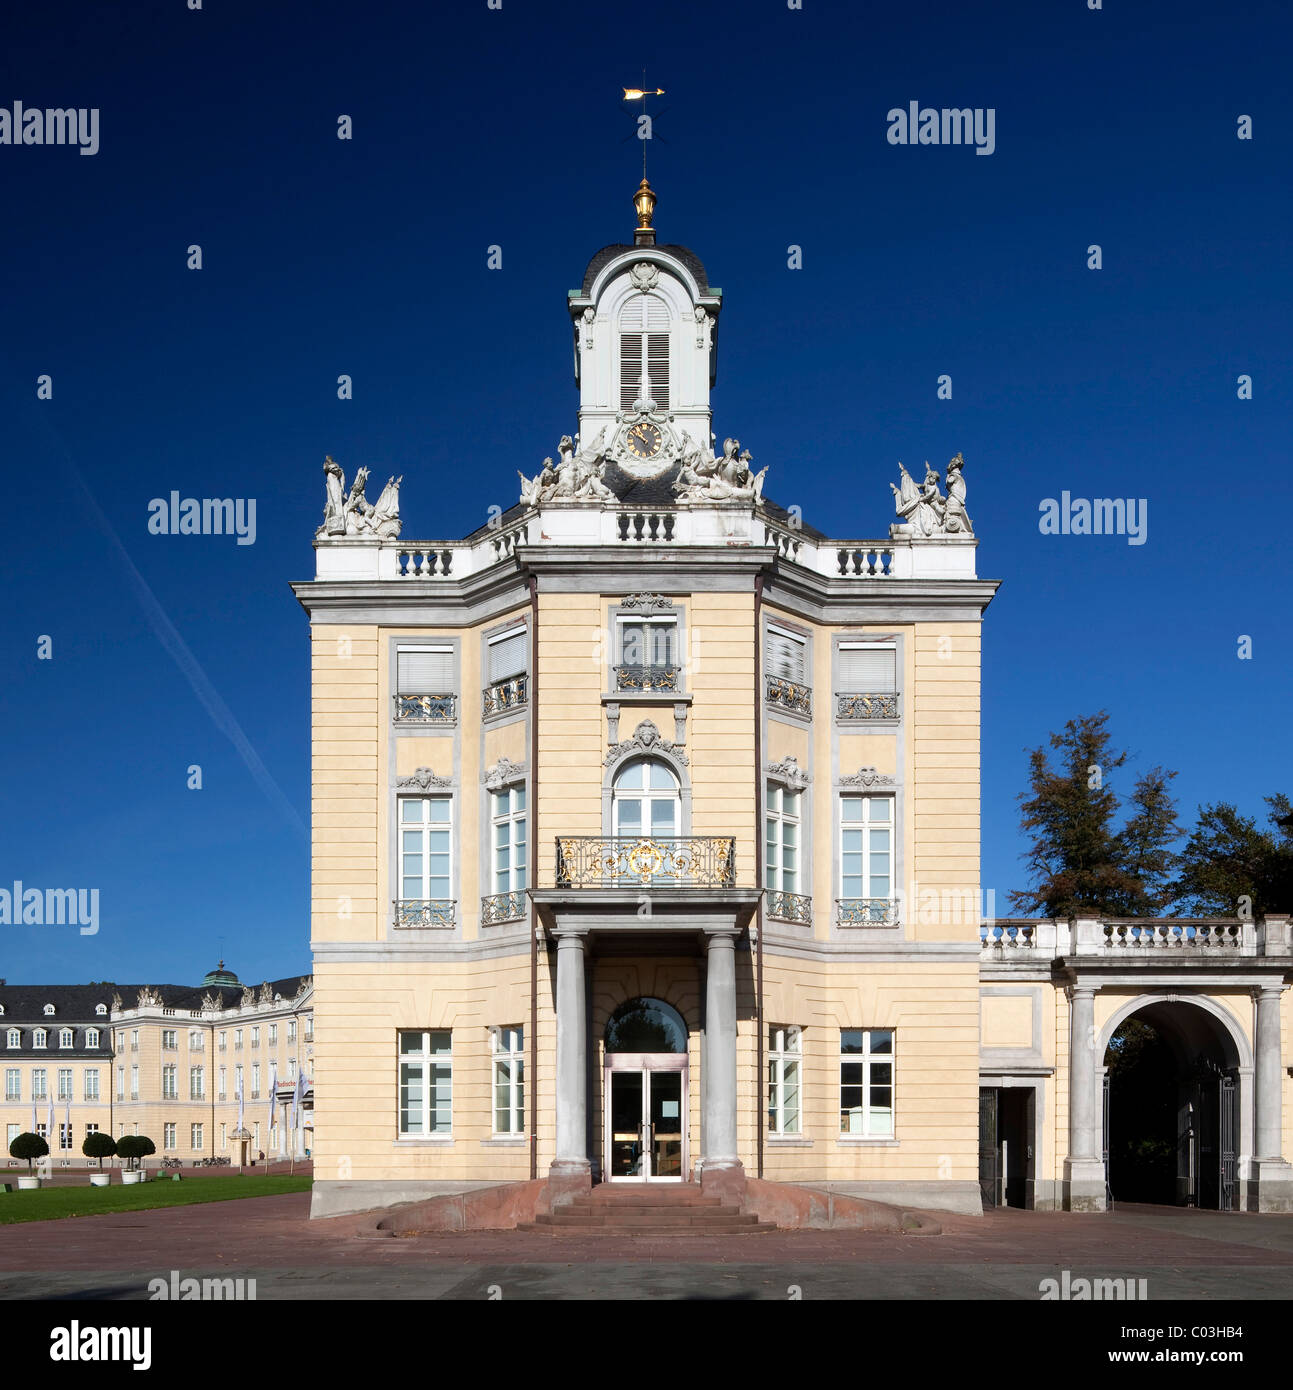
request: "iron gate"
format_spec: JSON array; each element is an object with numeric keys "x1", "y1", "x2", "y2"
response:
[
  {"x1": 979, "y1": 1088, "x2": 998, "y2": 1208},
  {"x1": 1219, "y1": 1073, "x2": 1238, "y2": 1212},
  {"x1": 1102, "y1": 1071, "x2": 1112, "y2": 1205}
]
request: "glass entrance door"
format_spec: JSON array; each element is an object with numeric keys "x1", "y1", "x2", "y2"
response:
[{"x1": 605, "y1": 1059, "x2": 686, "y2": 1181}]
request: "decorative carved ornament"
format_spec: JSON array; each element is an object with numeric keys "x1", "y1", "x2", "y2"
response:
[
  {"x1": 136, "y1": 987, "x2": 162, "y2": 1009},
  {"x1": 110, "y1": 992, "x2": 123, "y2": 1012},
  {"x1": 484, "y1": 757, "x2": 527, "y2": 791},
  {"x1": 839, "y1": 767, "x2": 896, "y2": 788},
  {"x1": 397, "y1": 767, "x2": 454, "y2": 790},
  {"x1": 240, "y1": 986, "x2": 255, "y2": 1007},
  {"x1": 200, "y1": 991, "x2": 221, "y2": 1012},
  {"x1": 295, "y1": 976, "x2": 312, "y2": 998},
  {"x1": 630, "y1": 262, "x2": 660, "y2": 291},
  {"x1": 604, "y1": 718, "x2": 689, "y2": 768},
  {"x1": 766, "y1": 756, "x2": 811, "y2": 792},
  {"x1": 258, "y1": 982, "x2": 273, "y2": 1004},
  {"x1": 620, "y1": 594, "x2": 674, "y2": 611}
]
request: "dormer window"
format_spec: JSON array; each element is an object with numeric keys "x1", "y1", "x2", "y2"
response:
[
  {"x1": 43, "y1": 1004, "x2": 55, "y2": 1017},
  {"x1": 59, "y1": 1028, "x2": 74, "y2": 1049},
  {"x1": 95, "y1": 1003, "x2": 107, "y2": 1016},
  {"x1": 6, "y1": 1029, "x2": 19, "y2": 1048},
  {"x1": 33, "y1": 1028, "x2": 47, "y2": 1049},
  {"x1": 619, "y1": 295, "x2": 670, "y2": 411}
]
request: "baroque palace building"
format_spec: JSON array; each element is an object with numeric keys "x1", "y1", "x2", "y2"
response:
[
  {"x1": 295, "y1": 181, "x2": 1293, "y2": 1220},
  {"x1": 0, "y1": 965, "x2": 313, "y2": 1168}
]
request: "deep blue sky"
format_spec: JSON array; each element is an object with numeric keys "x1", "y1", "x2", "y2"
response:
[{"x1": 1, "y1": 0, "x2": 1289, "y2": 984}]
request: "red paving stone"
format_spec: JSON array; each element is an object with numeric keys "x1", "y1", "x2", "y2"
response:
[{"x1": 1, "y1": 1193, "x2": 1291, "y2": 1272}]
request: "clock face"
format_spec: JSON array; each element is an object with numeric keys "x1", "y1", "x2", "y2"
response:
[
  {"x1": 626, "y1": 422, "x2": 663, "y2": 460},
  {"x1": 614, "y1": 418, "x2": 675, "y2": 479}
]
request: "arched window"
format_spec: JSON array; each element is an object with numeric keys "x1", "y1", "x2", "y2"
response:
[
  {"x1": 605, "y1": 997, "x2": 687, "y2": 1053},
  {"x1": 611, "y1": 758, "x2": 680, "y2": 840},
  {"x1": 619, "y1": 294, "x2": 670, "y2": 411}
]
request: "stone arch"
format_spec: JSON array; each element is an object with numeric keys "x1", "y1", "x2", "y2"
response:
[{"x1": 1097, "y1": 994, "x2": 1251, "y2": 1071}]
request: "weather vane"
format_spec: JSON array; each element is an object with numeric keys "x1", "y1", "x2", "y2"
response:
[{"x1": 623, "y1": 77, "x2": 665, "y2": 179}]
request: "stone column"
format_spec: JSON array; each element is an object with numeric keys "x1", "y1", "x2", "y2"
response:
[
  {"x1": 548, "y1": 931, "x2": 591, "y2": 1197},
  {"x1": 701, "y1": 929, "x2": 745, "y2": 1198},
  {"x1": 1248, "y1": 984, "x2": 1293, "y2": 1210},
  {"x1": 1063, "y1": 984, "x2": 1106, "y2": 1211}
]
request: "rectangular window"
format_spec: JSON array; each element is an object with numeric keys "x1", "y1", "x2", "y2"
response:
[
  {"x1": 189, "y1": 1030, "x2": 204, "y2": 1051},
  {"x1": 287, "y1": 1021, "x2": 297, "y2": 1045},
  {"x1": 162, "y1": 1029, "x2": 177, "y2": 1050},
  {"x1": 767, "y1": 1027, "x2": 802, "y2": 1135},
  {"x1": 130, "y1": 1064, "x2": 139, "y2": 1100},
  {"x1": 764, "y1": 782, "x2": 801, "y2": 896},
  {"x1": 492, "y1": 1026, "x2": 525, "y2": 1135},
  {"x1": 251, "y1": 1064, "x2": 260, "y2": 1100},
  {"x1": 85, "y1": 1123, "x2": 99, "y2": 1139},
  {"x1": 33, "y1": 1029, "x2": 46, "y2": 1049},
  {"x1": 6, "y1": 1123, "x2": 18, "y2": 1150},
  {"x1": 191, "y1": 1123, "x2": 204, "y2": 1152},
  {"x1": 190, "y1": 1066, "x2": 204, "y2": 1101},
  {"x1": 838, "y1": 795, "x2": 893, "y2": 923},
  {"x1": 491, "y1": 786, "x2": 528, "y2": 895},
  {"x1": 251, "y1": 1027, "x2": 260, "y2": 1048},
  {"x1": 839, "y1": 1029, "x2": 895, "y2": 1137},
  {"x1": 218, "y1": 1031, "x2": 227, "y2": 1052},
  {"x1": 84, "y1": 1069, "x2": 99, "y2": 1102},
  {"x1": 57, "y1": 1068, "x2": 73, "y2": 1101},
  {"x1": 163, "y1": 1123, "x2": 176, "y2": 1150},
  {"x1": 162, "y1": 1065, "x2": 177, "y2": 1099},
  {"x1": 618, "y1": 295, "x2": 670, "y2": 411},
  {"x1": 220, "y1": 1123, "x2": 227, "y2": 1150},
  {"x1": 837, "y1": 642, "x2": 898, "y2": 721},
  {"x1": 487, "y1": 628, "x2": 527, "y2": 684},
  {"x1": 59, "y1": 1123, "x2": 73, "y2": 1151},
  {"x1": 115, "y1": 1031, "x2": 124, "y2": 1050},
  {"x1": 617, "y1": 617, "x2": 678, "y2": 670},
  {"x1": 399, "y1": 796, "x2": 452, "y2": 902},
  {"x1": 218, "y1": 1065, "x2": 226, "y2": 1100},
  {"x1": 398, "y1": 1030, "x2": 452, "y2": 1137},
  {"x1": 4, "y1": 1068, "x2": 19, "y2": 1101},
  {"x1": 288, "y1": 1057, "x2": 297, "y2": 1081},
  {"x1": 31, "y1": 1068, "x2": 47, "y2": 1100},
  {"x1": 268, "y1": 1024, "x2": 277, "y2": 1047},
  {"x1": 116, "y1": 1066, "x2": 124, "y2": 1101},
  {"x1": 396, "y1": 645, "x2": 456, "y2": 722},
  {"x1": 59, "y1": 1028, "x2": 74, "y2": 1048},
  {"x1": 235, "y1": 1030, "x2": 243, "y2": 1049},
  {"x1": 86, "y1": 1028, "x2": 99, "y2": 1049},
  {"x1": 6, "y1": 1028, "x2": 19, "y2": 1048},
  {"x1": 235, "y1": 1064, "x2": 243, "y2": 1097},
  {"x1": 765, "y1": 625, "x2": 807, "y2": 684},
  {"x1": 130, "y1": 1030, "x2": 139, "y2": 1051}
]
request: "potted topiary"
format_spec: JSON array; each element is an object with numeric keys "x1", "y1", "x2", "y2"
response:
[
  {"x1": 10, "y1": 1132, "x2": 48, "y2": 1189},
  {"x1": 116, "y1": 1135, "x2": 156, "y2": 1183},
  {"x1": 83, "y1": 1132, "x2": 116, "y2": 1186}
]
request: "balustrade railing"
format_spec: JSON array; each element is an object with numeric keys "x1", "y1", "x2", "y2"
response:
[
  {"x1": 1102, "y1": 921, "x2": 1243, "y2": 949},
  {"x1": 766, "y1": 889, "x2": 812, "y2": 926},
  {"x1": 555, "y1": 836, "x2": 736, "y2": 888},
  {"x1": 765, "y1": 676, "x2": 811, "y2": 716},
  {"x1": 393, "y1": 899, "x2": 456, "y2": 929},
  {"x1": 482, "y1": 675, "x2": 528, "y2": 717},
  {"x1": 979, "y1": 917, "x2": 1257, "y2": 956},
  {"x1": 836, "y1": 692, "x2": 899, "y2": 721},
  {"x1": 614, "y1": 664, "x2": 679, "y2": 693},
  {"x1": 394, "y1": 693, "x2": 456, "y2": 723},
  {"x1": 616, "y1": 511, "x2": 676, "y2": 543},
  {"x1": 836, "y1": 898, "x2": 899, "y2": 928},
  {"x1": 480, "y1": 891, "x2": 526, "y2": 925}
]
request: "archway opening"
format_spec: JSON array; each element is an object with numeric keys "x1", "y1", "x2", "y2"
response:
[
  {"x1": 605, "y1": 996, "x2": 687, "y2": 1053},
  {"x1": 1104, "y1": 1001, "x2": 1240, "y2": 1210}
]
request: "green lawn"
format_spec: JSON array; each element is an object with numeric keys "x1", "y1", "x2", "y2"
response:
[{"x1": 0, "y1": 1174, "x2": 311, "y2": 1225}]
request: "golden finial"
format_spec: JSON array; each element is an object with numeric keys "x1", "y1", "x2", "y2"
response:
[{"x1": 633, "y1": 177, "x2": 657, "y2": 246}]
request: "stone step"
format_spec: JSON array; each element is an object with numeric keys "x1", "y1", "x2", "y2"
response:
[
  {"x1": 578, "y1": 1195, "x2": 724, "y2": 1209},
  {"x1": 518, "y1": 1221, "x2": 778, "y2": 1236},
  {"x1": 538, "y1": 1210, "x2": 760, "y2": 1227}
]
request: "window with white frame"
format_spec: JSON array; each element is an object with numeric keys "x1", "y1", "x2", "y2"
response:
[
  {"x1": 251, "y1": 1064, "x2": 260, "y2": 1099},
  {"x1": 59, "y1": 1123, "x2": 72, "y2": 1151},
  {"x1": 163, "y1": 1123, "x2": 176, "y2": 1150},
  {"x1": 84, "y1": 1068, "x2": 99, "y2": 1101},
  {"x1": 33, "y1": 1028, "x2": 46, "y2": 1049},
  {"x1": 235, "y1": 1029, "x2": 243, "y2": 1049},
  {"x1": 839, "y1": 1029, "x2": 894, "y2": 1136},
  {"x1": 115, "y1": 1031, "x2": 124, "y2": 1050},
  {"x1": 837, "y1": 642, "x2": 898, "y2": 721},
  {"x1": 6, "y1": 1028, "x2": 19, "y2": 1048},
  {"x1": 268, "y1": 1024, "x2": 277, "y2": 1047},
  {"x1": 251, "y1": 1027, "x2": 259, "y2": 1048},
  {"x1": 86, "y1": 1028, "x2": 99, "y2": 1049},
  {"x1": 191, "y1": 1123, "x2": 204, "y2": 1151},
  {"x1": 6, "y1": 1124, "x2": 19, "y2": 1150},
  {"x1": 615, "y1": 615, "x2": 679, "y2": 689},
  {"x1": 218, "y1": 1065, "x2": 227, "y2": 1100},
  {"x1": 43, "y1": 1004, "x2": 54, "y2": 1016},
  {"x1": 57, "y1": 1068, "x2": 72, "y2": 1101},
  {"x1": 220, "y1": 1123, "x2": 227, "y2": 1150},
  {"x1": 190, "y1": 1066, "x2": 204, "y2": 1100},
  {"x1": 611, "y1": 758, "x2": 680, "y2": 840},
  {"x1": 396, "y1": 644, "x2": 456, "y2": 722},
  {"x1": 484, "y1": 627, "x2": 528, "y2": 714},
  {"x1": 59, "y1": 1028, "x2": 73, "y2": 1049},
  {"x1": 129, "y1": 1064, "x2": 139, "y2": 1100},
  {"x1": 32, "y1": 1068, "x2": 47, "y2": 1099},
  {"x1": 767, "y1": 1026, "x2": 802, "y2": 1135},
  {"x1": 85, "y1": 1122, "x2": 99, "y2": 1138},
  {"x1": 189, "y1": 1029, "x2": 203, "y2": 1051},
  {"x1": 765, "y1": 782, "x2": 802, "y2": 897},
  {"x1": 95, "y1": 1003, "x2": 107, "y2": 1016},
  {"x1": 116, "y1": 1067, "x2": 124, "y2": 1100},
  {"x1": 287, "y1": 1021, "x2": 297, "y2": 1045},
  {"x1": 398, "y1": 1030, "x2": 451, "y2": 1136},
  {"x1": 162, "y1": 1029, "x2": 177, "y2": 1050},
  {"x1": 492, "y1": 1026, "x2": 524, "y2": 1135},
  {"x1": 162, "y1": 1064, "x2": 177, "y2": 1099},
  {"x1": 838, "y1": 794, "x2": 893, "y2": 922},
  {"x1": 234, "y1": 1064, "x2": 243, "y2": 1097},
  {"x1": 490, "y1": 786, "x2": 527, "y2": 896},
  {"x1": 130, "y1": 1029, "x2": 138, "y2": 1050},
  {"x1": 218, "y1": 1030, "x2": 227, "y2": 1051},
  {"x1": 287, "y1": 1057, "x2": 297, "y2": 1081},
  {"x1": 4, "y1": 1068, "x2": 19, "y2": 1101},
  {"x1": 618, "y1": 293, "x2": 670, "y2": 411},
  {"x1": 765, "y1": 625, "x2": 810, "y2": 714},
  {"x1": 399, "y1": 796, "x2": 452, "y2": 902}
]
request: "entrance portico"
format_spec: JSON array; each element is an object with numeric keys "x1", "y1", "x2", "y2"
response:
[{"x1": 533, "y1": 888, "x2": 758, "y2": 1199}]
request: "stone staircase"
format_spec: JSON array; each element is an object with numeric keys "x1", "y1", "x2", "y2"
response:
[{"x1": 519, "y1": 1182, "x2": 777, "y2": 1236}]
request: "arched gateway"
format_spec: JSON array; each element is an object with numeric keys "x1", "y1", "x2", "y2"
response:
[{"x1": 603, "y1": 997, "x2": 688, "y2": 1182}]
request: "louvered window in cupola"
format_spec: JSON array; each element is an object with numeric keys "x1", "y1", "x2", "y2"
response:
[{"x1": 619, "y1": 295, "x2": 670, "y2": 411}]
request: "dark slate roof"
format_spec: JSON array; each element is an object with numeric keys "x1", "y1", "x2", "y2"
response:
[
  {"x1": 112, "y1": 976, "x2": 310, "y2": 1012},
  {"x1": 0, "y1": 985, "x2": 115, "y2": 1058},
  {"x1": 578, "y1": 244, "x2": 712, "y2": 298}
]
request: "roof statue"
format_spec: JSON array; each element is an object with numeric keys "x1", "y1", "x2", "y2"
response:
[
  {"x1": 318, "y1": 456, "x2": 403, "y2": 539},
  {"x1": 889, "y1": 453, "x2": 974, "y2": 538},
  {"x1": 673, "y1": 436, "x2": 766, "y2": 505},
  {"x1": 518, "y1": 431, "x2": 614, "y2": 506}
]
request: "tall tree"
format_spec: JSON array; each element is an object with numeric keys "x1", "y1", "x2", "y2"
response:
[
  {"x1": 1009, "y1": 712, "x2": 1145, "y2": 918},
  {"x1": 1110, "y1": 767, "x2": 1184, "y2": 916},
  {"x1": 1172, "y1": 795, "x2": 1293, "y2": 916}
]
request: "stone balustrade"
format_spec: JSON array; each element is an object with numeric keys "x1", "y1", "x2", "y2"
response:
[{"x1": 977, "y1": 917, "x2": 1288, "y2": 958}]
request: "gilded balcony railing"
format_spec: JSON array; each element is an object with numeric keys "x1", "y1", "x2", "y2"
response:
[
  {"x1": 836, "y1": 692, "x2": 899, "y2": 721},
  {"x1": 766, "y1": 889, "x2": 812, "y2": 925},
  {"x1": 614, "y1": 664, "x2": 680, "y2": 693},
  {"x1": 393, "y1": 899, "x2": 456, "y2": 929},
  {"x1": 483, "y1": 675, "x2": 528, "y2": 717},
  {"x1": 481, "y1": 891, "x2": 526, "y2": 925},
  {"x1": 555, "y1": 836, "x2": 736, "y2": 888},
  {"x1": 836, "y1": 898, "x2": 899, "y2": 928},
  {"x1": 765, "y1": 676, "x2": 811, "y2": 717},
  {"x1": 394, "y1": 693, "x2": 456, "y2": 723}
]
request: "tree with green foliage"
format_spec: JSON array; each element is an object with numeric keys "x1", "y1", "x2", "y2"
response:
[
  {"x1": 1009, "y1": 712, "x2": 1174, "y2": 918},
  {"x1": 1172, "y1": 794, "x2": 1293, "y2": 917},
  {"x1": 115, "y1": 1135, "x2": 156, "y2": 1172},
  {"x1": 9, "y1": 1132, "x2": 48, "y2": 1173},
  {"x1": 82, "y1": 1132, "x2": 116, "y2": 1170}
]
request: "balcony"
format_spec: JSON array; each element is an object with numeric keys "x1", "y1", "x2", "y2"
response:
[
  {"x1": 766, "y1": 890, "x2": 812, "y2": 926},
  {"x1": 393, "y1": 898, "x2": 456, "y2": 929},
  {"x1": 765, "y1": 676, "x2": 811, "y2": 717},
  {"x1": 836, "y1": 692, "x2": 899, "y2": 722},
  {"x1": 555, "y1": 836, "x2": 736, "y2": 889},
  {"x1": 483, "y1": 674, "x2": 528, "y2": 717},
  {"x1": 836, "y1": 898, "x2": 900, "y2": 928},
  {"x1": 614, "y1": 664, "x2": 680, "y2": 694},
  {"x1": 481, "y1": 891, "x2": 526, "y2": 925},
  {"x1": 394, "y1": 693, "x2": 456, "y2": 724}
]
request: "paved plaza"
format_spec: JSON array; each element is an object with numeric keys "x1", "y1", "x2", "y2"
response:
[{"x1": 2, "y1": 1195, "x2": 1292, "y2": 1300}]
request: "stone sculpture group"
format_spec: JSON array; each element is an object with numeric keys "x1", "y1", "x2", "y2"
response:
[
  {"x1": 317, "y1": 456, "x2": 403, "y2": 539},
  {"x1": 889, "y1": 453, "x2": 973, "y2": 537}
]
